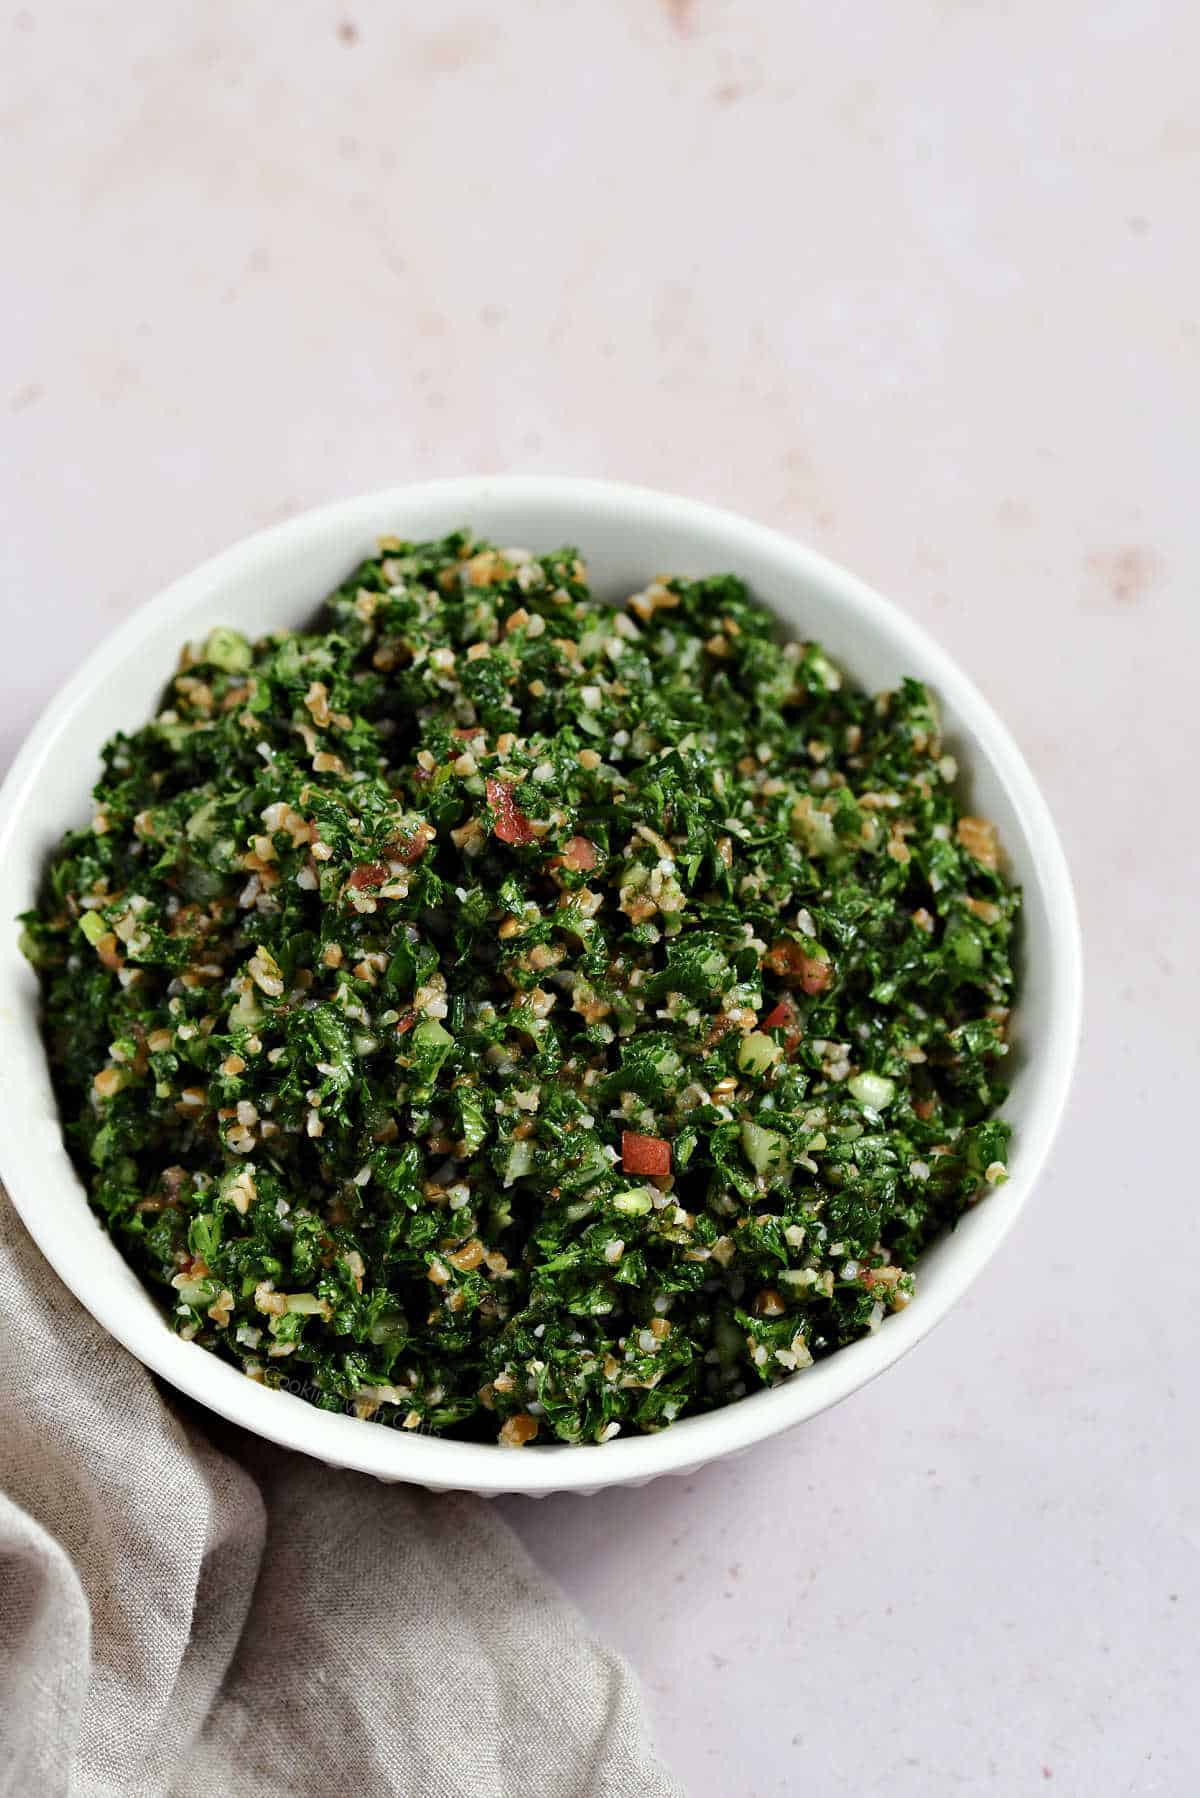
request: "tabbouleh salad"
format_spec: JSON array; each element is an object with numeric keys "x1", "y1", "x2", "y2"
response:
[{"x1": 21, "y1": 535, "x2": 1018, "y2": 1447}]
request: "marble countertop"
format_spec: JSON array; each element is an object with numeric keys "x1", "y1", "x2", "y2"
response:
[{"x1": 4, "y1": 3, "x2": 1195, "y2": 1790}]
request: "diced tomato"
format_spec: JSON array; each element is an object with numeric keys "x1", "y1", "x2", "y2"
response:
[
  {"x1": 764, "y1": 939, "x2": 833, "y2": 995},
  {"x1": 348, "y1": 863, "x2": 389, "y2": 890},
  {"x1": 562, "y1": 835, "x2": 597, "y2": 872},
  {"x1": 395, "y1": 1011, "x2": 418, "y2": 1036},
  {"x1": 798, "y1": 957, "x2": 832, "y2": 996},
  {"x1": 761, "y1": 996, "x2": 802, "y2": 1054},
  {"x1": 486, "y1": 778, "x2": 535, "y2": 846},
  {"x1": 546, "y1": 835, "x2": 598, "y2": 879},
  {"x1": 389, "y1": 826, "x2": 432, "y2": 865},
  {"x1": 621, "y1": 1131, "x2": 671, "y2": 1177},
  {"x1": 452, "y1": 726, "x2": 484, "y2": 739}
]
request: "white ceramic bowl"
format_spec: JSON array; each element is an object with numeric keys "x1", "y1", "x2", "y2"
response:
[{"x1": 0, "y1": 479, "x2": 1082, "y2": 1495}]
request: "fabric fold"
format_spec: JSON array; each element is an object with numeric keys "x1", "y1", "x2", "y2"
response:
[{"x1": 0, "y1": 1194, "x2": 682, "y2": 1798}]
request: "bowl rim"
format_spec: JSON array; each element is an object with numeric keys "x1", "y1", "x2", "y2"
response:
[{"x1": 0, "y1": 476, "x2": 1083, "y2": 1494}]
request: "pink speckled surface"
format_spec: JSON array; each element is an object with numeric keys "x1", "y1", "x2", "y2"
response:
[{"x1": 3, "y1": 4, "x2": 1197, "y2": 1792}]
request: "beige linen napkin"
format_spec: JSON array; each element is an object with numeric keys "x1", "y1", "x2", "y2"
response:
[{"x1": 0, "y1": 1193, "x2": 682, "y2": 1798}]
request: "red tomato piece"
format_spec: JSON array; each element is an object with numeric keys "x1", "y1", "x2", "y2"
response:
[
  {"x1": 390, "y1": 826, "x2": 431, "y2": 865},
  {"x1": 562, "y1": 835, "x2": 597, "y2": 871},
  {"x1": 763, "y1": 939, "x2": 833, "y2": 995},
  {"x1": 760, "y1": 999, "x2": 795, "y2": 1031},
  {"x1": 621, "y1": 1131, "x2": 671, "y2": 1177},
  {"x1": 486, "y1": 778, "x2": 536, "y2": 846},
  {"x1": 348, "y1": 863, "x2": 389, "y2": 890},
  {"x1": 761, "y1": 996, "x2": 803, "y2": 1053},
  {"x1": 797, "y1": 955, "x2": 832, "y2": 995}
]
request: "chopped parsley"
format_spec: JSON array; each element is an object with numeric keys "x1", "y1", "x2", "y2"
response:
[{"x1": 20, "y1": 535, "x2": 1019, "y2": 1446}]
